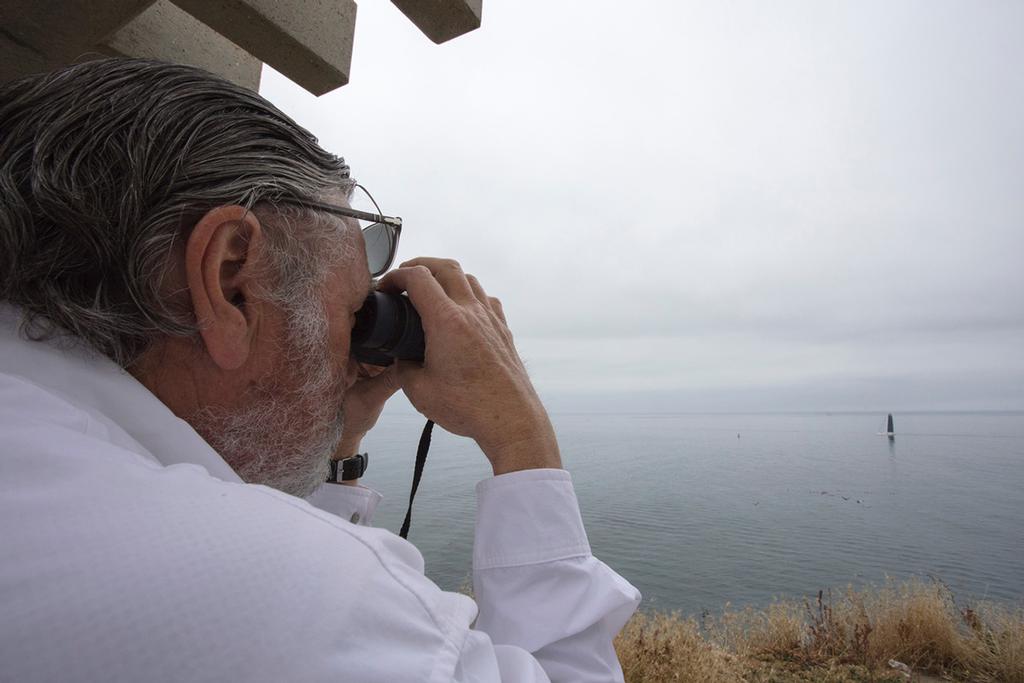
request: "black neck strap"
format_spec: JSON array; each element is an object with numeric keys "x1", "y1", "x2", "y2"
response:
[{"x1": 399, "y1": 419, "x2": 434, "y2": 539}]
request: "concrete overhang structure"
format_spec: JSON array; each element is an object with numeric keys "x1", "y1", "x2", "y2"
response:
[{"x1": 0, "y1": 0, "x2": 482, "y2": 94}]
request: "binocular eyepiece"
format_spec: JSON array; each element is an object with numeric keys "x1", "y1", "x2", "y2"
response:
[{"x1": 350, "y1": 291, "x2": 425, "y2": 366}]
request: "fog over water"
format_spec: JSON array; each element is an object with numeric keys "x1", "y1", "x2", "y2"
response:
[{"x1": 261, "y1": 1, "x2": 1024, "y2": 414}]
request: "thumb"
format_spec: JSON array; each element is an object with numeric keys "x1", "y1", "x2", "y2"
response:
[
  {"x1": 395, "y1": 359, "x2": 429, "y2": 402},
  {"x1": 359, "y1": 363, "x2": 401, "y2": 403}
]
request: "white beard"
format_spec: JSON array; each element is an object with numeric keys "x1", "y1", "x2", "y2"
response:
[{"x1": 190, "y1": 297, "x2": 346, "y2": 498}]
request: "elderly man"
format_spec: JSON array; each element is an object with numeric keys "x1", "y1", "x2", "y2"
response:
[{"x1": 0, "y1": 59, "x2": 639, "y2": 682}]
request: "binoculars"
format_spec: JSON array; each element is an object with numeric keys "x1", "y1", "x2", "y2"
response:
[{"x1": 350, "y1": 291, "x2": 425, "y2": 366}]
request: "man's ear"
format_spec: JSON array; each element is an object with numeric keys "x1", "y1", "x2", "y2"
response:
[{"x1": 185, "y1": 205, "x2": 265, "y2": 371}]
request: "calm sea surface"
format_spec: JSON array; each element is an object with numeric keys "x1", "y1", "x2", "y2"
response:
[{"x1": 359, "y1": 411, "x2": 1024, "y2": 615}]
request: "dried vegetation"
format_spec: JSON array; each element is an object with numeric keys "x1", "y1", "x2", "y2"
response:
[{"x1": 614, "y1": 578, "x2": 1024, "y2": 682}]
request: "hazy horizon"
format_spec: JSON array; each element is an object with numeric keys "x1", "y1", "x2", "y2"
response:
[{"x1": 261, "y1": 1, "x2": 1024, "y2": 413}]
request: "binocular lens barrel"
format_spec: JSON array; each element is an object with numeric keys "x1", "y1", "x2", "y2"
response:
[{"x1": 350, "y1": 291, "x2": 425, "y2": 366}]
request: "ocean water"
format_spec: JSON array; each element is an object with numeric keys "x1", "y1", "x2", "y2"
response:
[{"x1": 358, "y1": 411, "x2": 1024, "y2": 615}]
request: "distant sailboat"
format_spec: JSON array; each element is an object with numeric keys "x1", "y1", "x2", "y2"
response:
[{"x1": 885, "y1": 413, "x2": 895, "y2": 439}]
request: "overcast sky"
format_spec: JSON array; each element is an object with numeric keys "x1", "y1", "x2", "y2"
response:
[{"x1": 261, "y1": 1, "x2": 1024, "y2": 412}]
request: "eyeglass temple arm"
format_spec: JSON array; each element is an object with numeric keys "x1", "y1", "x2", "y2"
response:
[{"x1": 279, "y1": 200, "x2": 402, "y2": 228}]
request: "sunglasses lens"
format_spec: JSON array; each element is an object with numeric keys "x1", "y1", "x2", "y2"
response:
[{"x1": 363, "y1": 222, "x2": 395, "y2": 276}]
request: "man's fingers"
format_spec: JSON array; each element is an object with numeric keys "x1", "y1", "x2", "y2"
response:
[
  {"x1": 356, "y1": 361, "x2": 388, "y2": 380},
  {"x1": 489, "y1": 297, "x2": 507, "y2": 324},
  {"x1": 360, "y1": 363, "x2": 400, "y2": 402},
  {"x1": 453, "y1": 269, "x2": 506, "y2": 327},
  {"x1": 465, "y1": 274, "x2": 489, "y2": 306},
  {"x1": 377, "y1": 265, "x2": 449, "y2": 326},
  {"x1": 394, "y1": 360, "x2": 430, "y2": 413},
  {"x1": 399, "y1": 257, "x2": 476, "y2": 304}
]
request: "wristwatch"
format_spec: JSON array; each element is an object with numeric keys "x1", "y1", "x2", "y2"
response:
[{"x1": 327, "y1": 453, "x2": 368, "y2": 483}]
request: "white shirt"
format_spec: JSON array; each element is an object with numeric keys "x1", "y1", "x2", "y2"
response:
[{"x1": 0, "y1": 308, "x2": 641, "y2": 682}]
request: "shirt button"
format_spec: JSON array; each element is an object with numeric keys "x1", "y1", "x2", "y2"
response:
[{"x1": 349, "y1": 512, "x2": 361, "y2": 524}]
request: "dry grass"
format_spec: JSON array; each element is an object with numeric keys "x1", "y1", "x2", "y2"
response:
[
  {"x1": 615, "y1": 611, "x2": 739, "y2": 683},
  {"x1": 964, "y1": 603, "x2": 1024, "y2": 683},
  {"x1": 614, "y1": 578, "x2": 1023, "y2": 683},
  {"x1": 707, "y1": 601, "x2": 806, "y2": 659},
  {"x1": 859, "y1": 580, "x2": 970, "y2": 671}
]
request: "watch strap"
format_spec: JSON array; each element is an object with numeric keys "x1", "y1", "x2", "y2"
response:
[{"x1": 328, "y1": 453, "x2": 368, "y2": 482}]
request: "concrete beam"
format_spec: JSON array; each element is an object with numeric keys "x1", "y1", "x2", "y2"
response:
[
  {"x1": 104, "y1": 0, "x2": 262, "y2": 91},
  {"x1": 0, "y1": 30, "x2": 50, "y2": 83},
  {"x1": 0, "y1": 0, "x2": 154, "y2": 82},
  {"x1": 171, "y1": 0, "x2": 356, "y2": 96},
  {"x1": 391, "y1": 0, "x2": 481, "y2": 44}
]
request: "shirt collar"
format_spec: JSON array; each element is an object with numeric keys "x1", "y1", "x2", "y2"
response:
[{"x1": 0, "y1": 304, "x2": 242, "y2": 483}]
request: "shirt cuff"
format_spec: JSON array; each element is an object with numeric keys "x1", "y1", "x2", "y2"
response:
[
  {"x1": 474, "y1": 468, "x2": 591, "y2": 571},
  {"x1": 305, "y1": 482, "x2": 382, "y2": 526}
]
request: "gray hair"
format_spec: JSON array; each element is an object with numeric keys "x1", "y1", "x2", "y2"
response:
[{"x1": 0, "y1": 58, "x2": 355, "y2": 367}]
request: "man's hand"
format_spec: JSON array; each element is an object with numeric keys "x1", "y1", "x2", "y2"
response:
[
  {"x1": 378, "y1": 257, "x2": 562, "y2": 476},
  {"x1": 336, "y1": 362, "x2": 400, "y2": 460}
]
